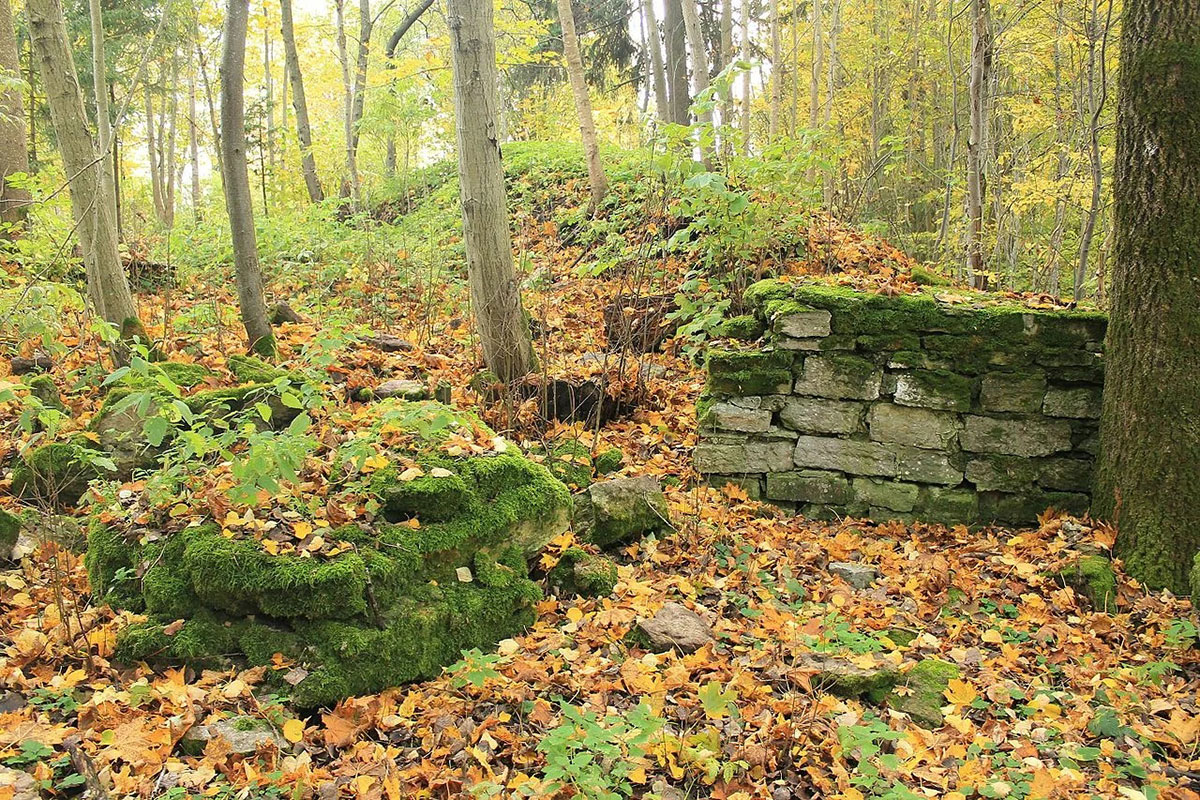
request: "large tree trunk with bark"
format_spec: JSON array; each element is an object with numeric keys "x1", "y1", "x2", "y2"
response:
[
  {"x1": 281, "y1": 0, "x2": 324, "y2": 202},
  {"x1": 220, "y1": 0, "x2": 275, "y2": 357},
  {"x1": 447, "y1": 0, "x2": 533, "y2": 382},
  {"x1": 0, "y1": 0, "x2": 30, "y2": 232},
  {"x1": 1094, "y1": 0, "x2": 1200, "y2": 596},
  {"x1": 555, "y1": 0, "x2": 607, "y2": 212},
  {"x1": 27, "y1": 0, "x2": 144, "y2": 348},
  {"x1": 663, "y1": 0, "x2": 689, "y2": 124}
]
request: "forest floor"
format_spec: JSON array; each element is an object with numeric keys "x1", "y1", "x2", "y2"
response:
[{"x1": 2, "y1": 153, "x2": 1199, "y2": 800}]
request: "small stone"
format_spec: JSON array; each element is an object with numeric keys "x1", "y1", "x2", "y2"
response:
[
  {"x1": 0, "y1": 691, "x2": 24, "y2": 713},
  {"x1": 637, "y1": 602, "x2": 714, "y2": 653},
  {"x1": 895, "y1": 447, "x2": 962, "y2": 485},
  {"x1": 979, "y1": 371, "x2": 1046, "y2": 413},
  {"x1": 181, "y1": 716, "x2": 287, "y2": 756},
  {"x1": 374, "y1": 379, "x2": 429, "y2": 400},
  {"x1": 0, "y1": 765, "x2": 38, "y2": 800},
  {"x1": 893, "y1": 371, "x2": 972, "y2": 412},
  {"x1": 828, "y1": 562, "x2": 878, "y2": 589},
  {"x1": 886, "y1": 659, "x2": 960, "y2": 728},
  {"x1": 852, "y1": 478, "x2": 919, "y2": 512},
  {"x1": 694, "y1": 441, "x2": 795, "y2": 474},
  {"x1": 867, "y1": 403, "x2": 959, "y2": 450},
  {"x1": 766, "y1": 470, "x2": 852, "y2": 504},
  {"x1": 794, "y1": 653, "x2": 898, "y2": 698},
  {"x1": 362, "y1": 333, "x2": 414, "y2": 352}
]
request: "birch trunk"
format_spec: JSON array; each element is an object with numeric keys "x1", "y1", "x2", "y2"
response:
[
  {"x1": 189, "y1": 71, "x2": 202, "y2": 219},
  {"x1": 643, "y1": 0, "x2": 670, "y2": 123},
  {"x1": 220, "y1": 0, "x2": 275, "y2": 357},
  {"x1": 555, "y1": 0, "x2": 608, "y2": 212},
  {"x1": 810, "y1": 0, "x2": 822, "y2": 128},
  {"x1": 0, "y1": 0, "x2": 29, "y2": 231},
  {"x1": 663, "y1": 0, "x2": 689, "y2": 124},
  {"x1": 768, "y1": 0, "x2": 780, "y2": 140},
  {"x1": 679, "y1": 0, "x2": 712, "y2": 150},
  {"x1": 739, "y1": 0, "x2": 750, "y2": 154},
  {"x1": 281, "y1": 0, "x2": 324, "y2": 202},
  {"x1": 965, "y1": 0, "x2": 990, "y2": 286},
  {"x1": 447, "y1": 0, "x2": 533, "y2": 381},
  {"x1": 27, "y1": 0, "x2": 143, "y2": 347}
]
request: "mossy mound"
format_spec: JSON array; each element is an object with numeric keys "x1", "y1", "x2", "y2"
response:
[
  {"x1": 532, "y1": 440, "x2": 625, "y2": 489},
  {"x1": 0, "y1": 507, "x2": 20, "y2": 555},
  {"x1": 88, "y1": 400, "x2": 571, "y2": 707},
  {"x1": 11, "y1": 441, "x2": 109, "y2": 506},
  {"x1": 886, "y1": 658, "x2": 960, "y2": 728},
  {"x1": 1053, "y1": 555, "x2": 1118, "y2": 613},
  {"x1": 547, "y1": 547, "x2": 619, "y2": 597}
]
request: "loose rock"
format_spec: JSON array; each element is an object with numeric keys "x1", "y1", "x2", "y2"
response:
[
  {"x1": 637, "y1": 602, "x2": 713, "y2": 653},
  {"x1": 828, "y1": 561, "x2": 879, "y2": 589},
  {"x1": 575, "y1": 475, "x2": 669, "y2": 548},
  {"x1": 180, "y1": 716, "x2": 287, "y2": 756}
]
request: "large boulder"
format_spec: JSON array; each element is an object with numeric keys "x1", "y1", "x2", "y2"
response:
[
  {"x1": 89, "y1": 400, "x2": 571, "y2": 707},
  {"x1": 574, "y1": 475, "x2": 670, "y2": 548}
]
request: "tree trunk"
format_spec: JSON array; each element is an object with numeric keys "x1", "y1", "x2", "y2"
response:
[
  {"x1": 1094, "y1": 0, "x2": 1200, "y2": 596},
  {"x1": 220, "y1": 0, "x2": 275, "y2": 357},
  {"x1": 163, "y1": 53, "x2": 179, "y2": 228},
  {"x1": 27, "y1": 0, "x2": 143, "y2": 347},
  {"x1": 1076, "y1": 0, "x2": 1112, "y2": 301},
  {"x1": 555, "y1": 0, "x2": 608, "y2": 212},
  {"x1": 447, "y1": 0, "x2": 533, "y2": 382},
  {"x1": 0, "y1": 0, "x2": 30, "y2": 232},
  {"x1": 679, "y1": 0, "x2": 712, "y2": 153},
  {"x1": 663, "y1": 0, "x2": 689, "y2": 124},
  {"x1": 189, "y1": 71, "x2": 202, "y2": 220},
  {"x1": 263, "y1": 0, "x2": 275, "y2": 178},
  {"x1": 719, "y1": 0, "x2": 733, "y2": 148},
  {"x1": 965, "y1": 0, "x2": 990, "y2": 286},
  {"x1": 197, "y1": 41, "x2": 224, "y2": 182},
  {"x1": 739, "y1": 0, "x2": 750, "y2": 154},
  {"x1": 810, "y1": 0, "x2": 822, "y2": 128},
  {"x1": 281, "y1": 0, "x2": 324, "y2": 202},
  {"x1": 334, "y1": 0, "x2": 361, "y2": 206},
  {"x1": 768, "y1": 0, "x2": 781, "y2": 139},
  {"x1": 643, "y1": 0, "x2": 670, "y2": 123}
]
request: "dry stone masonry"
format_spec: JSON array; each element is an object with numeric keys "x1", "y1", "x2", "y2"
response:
[{"x1": 696, "y1": 280, "x2": 1106, "y2": 526}]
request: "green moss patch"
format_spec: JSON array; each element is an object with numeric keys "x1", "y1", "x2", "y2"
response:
[
  {"x1": 90, "y1": 400, "x2": 571, "y2": 706},
  {"x1": 887, "y1": 658, "x2": 960, "y2": 728},
  {"x1": 1053, "y1": 555, "x2": 1118, "y2": 613}
]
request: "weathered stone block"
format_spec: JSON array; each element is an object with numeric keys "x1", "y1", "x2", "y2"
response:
[
  {"x1": 766, "y1": 470, "x2": 853, "y2": 504},
  {"x1": 775, "y1": 308, "x2": 832, "y2": 338},
  {"x1": 893, "y1": 370, "x2": 973, "y2": 412},
  {"x1": 793, "y1": 355, "x2": 882, "y2": 401},
  {"x1": 919, "y1": 486, "x2": 979, "y2": 525},
  {"x1": 707, "y1": 475, "x2": 763, "y2": 499},
  {"x1": 1035, "y1": 348, "x2": 1102, "y2": 368},
  {"x1": 979, "y1": 490, "x2": 1089, "y2": 525},
  {"x1": 979, "y1": 371, "x2": 1046, "y2": 413},
  {"x1": 852, "y1": 478, "x2": 919, "y2": 512},
  {"x1": 779, "y1": 398, "x2": 864, "y2": 435},
  {"x1": 704, "y1": 402, "x2": 772, "y2": 433},
  {"x1": 706, "y1": 350, "x2": 794, "y2": 396},
  {"x1": 694, "y1": 441, "x2": 796, "y2": 474},
  {"x1": 1038, "y1": 458, "x2": 1094, "y2": 492},
  {"x1": 793, "y1": 436, "x2": 896, "y2": 477},
  {"x1": 895, "y1": 447, "x2": 963, "y2": 485},
  {"x1": 867, "y1": 403, "x2": 959, "y2": 450},
  {"x1": 965, "y1": 455, "x2": 1038, "y2": 492},
  {"x1": 1042, "y1": 386, "x2": 1102, "y2": 419},
  {"x1": 960, "y1": 416, "x2": 1073, "y2": 457}
]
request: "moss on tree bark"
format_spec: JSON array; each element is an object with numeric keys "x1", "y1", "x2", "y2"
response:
[{"x1": 1093, "y1": 0, "x2": 1200, "y2": 594}]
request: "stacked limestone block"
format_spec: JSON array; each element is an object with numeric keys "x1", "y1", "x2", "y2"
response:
[{"x1": 696, "y1": 281, "x2": 1106, "y2": 526}]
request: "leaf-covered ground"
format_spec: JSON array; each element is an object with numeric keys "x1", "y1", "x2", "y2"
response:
[{"x1": 2, "y1": 151, "x2": 1198, "y2": 800}]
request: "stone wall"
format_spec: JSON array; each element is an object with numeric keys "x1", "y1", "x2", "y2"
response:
[{"x1": 695, "y1": 281, "x2": 1107, "y2": 526}]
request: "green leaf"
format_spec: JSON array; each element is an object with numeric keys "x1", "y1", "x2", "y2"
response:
[{"x1": 143, "y1": 416, "x2": 169, "y2": 447}]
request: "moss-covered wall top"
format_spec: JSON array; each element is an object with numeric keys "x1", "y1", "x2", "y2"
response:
[{"x1": 697, "y1": 280, "x2": 1107, "y2": 526}]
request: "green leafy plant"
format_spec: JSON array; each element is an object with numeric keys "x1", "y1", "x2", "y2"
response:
[{"x1": 537, "y1": 701, "x2": 665, "y2": 800}]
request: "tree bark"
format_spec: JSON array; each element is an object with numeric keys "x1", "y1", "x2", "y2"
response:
[
  {"x1": 555, "y1": 0, "x2": 607, "y2": 212},
  {"x1": 280, "y1": 0, "x2": 324, "y2": 202},
  {"x1": 719, "y1": 0, "x2": 733, "y2": 146},
  {"x1": 189, "y1": 70, "x2": 202, "y2": 219},
  {"x1": 333, "y1": 0, "x2": 361, "y2": 206},
  {"x1": 768, "y1": 0, "x2": 780, "y2": 139},
  {"x1": 679, "y1": 0, "x2": 712, "y2": 135},
  {"x1": 1094, "y1": 0, "x2": 1200, "y2": 596},
  {"x1": 0, "y1": 0, "x2": 30, "y2": 232},
  {"x1": 447, "y1": 0, "x2": 533, "y2": 382},
  {"x1": 220, "y1": 0, "x2": 275, "y2": 357},
  {"x1": 27, "y1": 0, "x2": 143, "y2": 348},
  {"x1": 663, "y1": 0, "x2": 689, "y2": 124},
  {"x1": 810, "y1": 0, "x2": 822, "y2": 128},
  {"x1": 965, "y1": 0, "x2": 990, "y2": 286},
  {"x1": 1076, "y1": 0, "x2": 1112, "y2": 301},
  {"x1": 643, "y1": 0, "x2": 670, "y2": 123},
  {"x1": 739, "y1": 0, "x2": 750, "y2": 154}
]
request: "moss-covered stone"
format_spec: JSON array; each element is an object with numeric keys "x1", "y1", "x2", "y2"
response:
[
  {"x1": 893, "y1": 370, "x2": 973, "y2": 412},
  {"x1": 0, "y1": 507, "x2": 20, "y2": 555},
  {"x1": 909, "y1": 266, "x2": 949, "y2": 286},
  {"x1": 547, "y1": 547, "x2": 618, "y2": 597},
  {"x1": 717, "y1": 314, "x2": 766, "y2": 341},
  {"x1": 887, "y1": 658, "x2": 960, "y2": 727},
  {"x1": 705, "y1": 349, "x2": 794, "y2": 397},
  {"x1": 25, "y1": 374, "x2": 66, "y2": 412},
  {"x1": 1191, "y1": 553, "x2": 1200, "y2": 608},
  {"x1": 94, "y1": 400, "x2": 570, "y2": 706},
  {"x1": 156, "y1": 362, "x2": 214, "y2": 387},
  {"x1": 575, "y1": 475, "x2": 669, "y2": 548},
  {"x1": 1053, "y1": 555, "x2": 1118, "y2": 613},
  {"x1": 796, "y1": 653, "x2": 899, "y2": 701},
  {"x1": 11, "y1": 442, "x2": 106, "y2": 506},
  {"x1": 227, "y1": 354, "x2": 289, "y2": 384}
]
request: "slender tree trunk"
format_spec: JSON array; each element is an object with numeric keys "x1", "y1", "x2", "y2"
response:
[
  {"x1": 220, "y1": 0, "x2": 275, "y2": 357},
  {"x1": 768, "y1": 0, "x2": 781, "y2": 139},
  {"x1": 739, "y1": 0, "x2": 750, "y2": 154},
  {"x1": 281, "y1": 0, "x2": 324, "y2": 202},
  {"x1": 965, "y1": 0, "x2": 990, "y2": 286},
  {"x1": 447, "y1": 0, "x2": 533, "y2": 382},
  {"x1": 810, "y1": 0, "x2": 822, "y2": 128},
  {"x1": 643, "y1": 0, "x2": 670, "y2": 123},
  {"x1": 263, "y1": 0, "x2": 275, "y2": 177},
  {"x1": 334, "y1": 0, "x2": 361, "y2": 206},
  {"x1": 145, "y1": 87, "x2": 165, "y2": 223},
  {"x1": 1076, "y1": 0, "x2": 1112, "y2": 301},
  {"x1": 0, "y1": 0, "x2": 30, "y2": 232},
  {"x1": 189, "y1": 71, "x2": 202, "y2": 219},
  {"x1": 197, "y1": 41, "x2": 224, "y2": 182},
  {"x1": 663, "y1": 0, "x2": 689, "y2": 124},
  {"x1": 555, "y1": 0, "x2": 608, "y2": 212},
  {"x1": 164, "y1": 53, "x2": 179, "y2": 228},
  {"x1": 679, "y1": 0, "x2": 713, "y2": 151},
  {"x1": 87, "y1": 0, "x2": 115, "y2": 222},
  {"x1": 27, "y1": 0, "x2": 144, "y2": 348},
  {"x1": 719, "y1": 0, "x2": 733, "y2": 148},
  {"x1": 1094, "y1": 0, "x2": 1200, "y2": 597}
]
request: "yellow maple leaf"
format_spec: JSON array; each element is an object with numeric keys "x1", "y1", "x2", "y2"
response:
[
  {"x1": 944, "y1": 678, "x2": 978, "y2": 706},
  {"x1": 282, "y1": 718, "x2": 305, "y2": 743}
]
